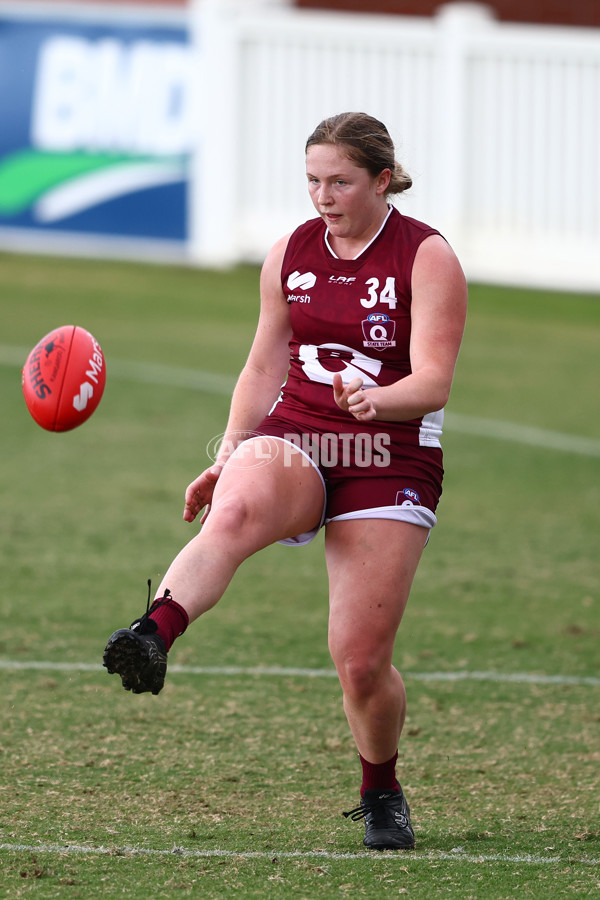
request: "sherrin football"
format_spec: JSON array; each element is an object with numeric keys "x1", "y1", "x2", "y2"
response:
[{"x1": 22, "y1": 325, "x2": 106, "y2": 432}]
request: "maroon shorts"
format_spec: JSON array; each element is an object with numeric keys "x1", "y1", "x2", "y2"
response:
[{"x1": 255, "y1": 408, "x2": 444, "y2": 542}]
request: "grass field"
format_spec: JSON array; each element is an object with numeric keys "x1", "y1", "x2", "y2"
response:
[{"x1": 0, "y1": 251, "x2": 599, "y2": 898}]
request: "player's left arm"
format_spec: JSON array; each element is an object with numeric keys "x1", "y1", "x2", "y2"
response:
[{"x1": 334, "y1": 235, "x2": 468, "y2": 422}]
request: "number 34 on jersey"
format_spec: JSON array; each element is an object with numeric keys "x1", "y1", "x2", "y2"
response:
[{"x1": 360, "y1": 277, "x2": 397, "y2": 310}]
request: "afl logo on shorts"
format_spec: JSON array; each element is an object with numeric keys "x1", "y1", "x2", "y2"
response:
[
  {"x1": 362, "y1": 314, "x2": 396, "y2": 351},
  {"x1": 397, "y1": 488, "x2": 420, "y2": 506}
]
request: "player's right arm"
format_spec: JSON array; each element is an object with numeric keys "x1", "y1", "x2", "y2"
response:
[{"x1": 183, "y1": 234, "x2": 292, "y2": 522}]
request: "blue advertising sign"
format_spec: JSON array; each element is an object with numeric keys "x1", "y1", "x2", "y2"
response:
[{"x1": 0, "y1": 9, "x2": 191, "y2": 244}]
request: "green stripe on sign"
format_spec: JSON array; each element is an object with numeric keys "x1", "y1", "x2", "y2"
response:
[{"x1": 0, "y1": 149, "x2": 157, "y2": 214}]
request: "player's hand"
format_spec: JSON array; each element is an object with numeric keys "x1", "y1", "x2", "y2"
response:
[
  {"x1": 183, "y1": 464, "x2": 223, "y2": 523},
  {"x1": 332, "y1": 373, "x2": 377, "y2": 422}
]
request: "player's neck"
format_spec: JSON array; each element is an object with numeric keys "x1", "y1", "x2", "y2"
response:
[{"x1": 326, "y1": 205, "x2": 392, "y2": 260}]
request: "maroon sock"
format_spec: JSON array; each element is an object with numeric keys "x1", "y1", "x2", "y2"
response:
[
  {"x1": 149, "y1": 598, "x2": 189, "y2": 652},
  {"x1": 359, "y1": 751, "x2": 400, "y2": 797}
]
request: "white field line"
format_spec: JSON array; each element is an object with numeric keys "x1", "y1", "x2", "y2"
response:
[
  {"x1": 0, "y1": 658, "x2": 598, "y2": 687},
  {"x1": 0, "y1": 841, "x2": 597, "y2": 866},
  {"x1": 3, "y1": 345, "x2": 600, "y2": 457}
]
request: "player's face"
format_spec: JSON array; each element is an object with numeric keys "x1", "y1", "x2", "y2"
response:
[{"x1": 306, "y1": 144, "x2": 389, "y2": 244}]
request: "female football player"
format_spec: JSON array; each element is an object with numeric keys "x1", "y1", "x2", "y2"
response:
[{"x1": 104, "y1": 112, "x2": 468, "y2": 850}]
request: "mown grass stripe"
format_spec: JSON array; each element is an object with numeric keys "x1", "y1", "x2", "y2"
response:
[
  {"x1": 0, "y1": 658, "x2": 598, "y2": 687},
  {"x1": 1, "y1": 841, "x2": 597, "y2": 865}
]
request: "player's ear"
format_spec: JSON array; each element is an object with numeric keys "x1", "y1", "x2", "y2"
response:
[{"x1": 376, "y1": 168, "x2": 391, "y2": 195}]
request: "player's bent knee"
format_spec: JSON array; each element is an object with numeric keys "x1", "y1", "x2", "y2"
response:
[
  {"x1": 330, "y1": 651, "x2": 388, "y2": 701},
  {"x1": 203, "y1": 494, "x2": 260, "y2": 541}
]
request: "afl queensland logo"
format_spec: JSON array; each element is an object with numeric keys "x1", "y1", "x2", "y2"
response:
[{"x1": 362, "y1": 313, "x2": 396, "y2": 350}]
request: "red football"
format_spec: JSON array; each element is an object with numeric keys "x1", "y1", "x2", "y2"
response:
[{"x1": 22, "y1": 325, "x2": 106, "y2": 432}]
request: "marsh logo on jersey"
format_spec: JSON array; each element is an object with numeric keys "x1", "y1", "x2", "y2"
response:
[
  {"x1": 287, "y1": 270, "x2": 317, "y2": 291},
  {"x1": 362, "y1": 313, "x2": 396, "y2": 350}
]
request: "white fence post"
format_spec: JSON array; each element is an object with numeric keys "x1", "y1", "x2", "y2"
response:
[
  {"x1": 434, "y1": 3, "x2": 495, "y2": 246},
  {"x1": 188, "y1": 0, "x2": 240, "y2": 267},
  {"x1": 187, "y1": 0, "x2": 292, "y2": 266}
]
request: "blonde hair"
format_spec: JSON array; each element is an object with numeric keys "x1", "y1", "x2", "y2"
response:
[{"x1": 305, "y1": 112, "x2": 412, "y2": 196}]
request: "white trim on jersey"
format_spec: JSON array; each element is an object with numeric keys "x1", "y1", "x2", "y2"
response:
[
  {"x1": 325, "y1": 204, "x2": 394, "y2": 260},
  {"x1": 419, "y1": 408, "x2": 444, "y2": 448}
]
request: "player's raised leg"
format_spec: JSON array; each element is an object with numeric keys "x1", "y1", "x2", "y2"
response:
[{"x1": 103, "y1": 437, "x2": 325, "y2": 694}]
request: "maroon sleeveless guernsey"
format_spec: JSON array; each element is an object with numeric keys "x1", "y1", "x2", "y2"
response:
[
  {"x1": 261, "y1": 206, "x2": 446, "y2": 518},
  {"x1": 280, "y1": 207, "x2": 442, "y2": 429}
]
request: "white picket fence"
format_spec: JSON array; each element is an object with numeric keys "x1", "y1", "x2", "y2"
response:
[{"x1": 190, "y1": 0, "x2": 600, "y2": 292}]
